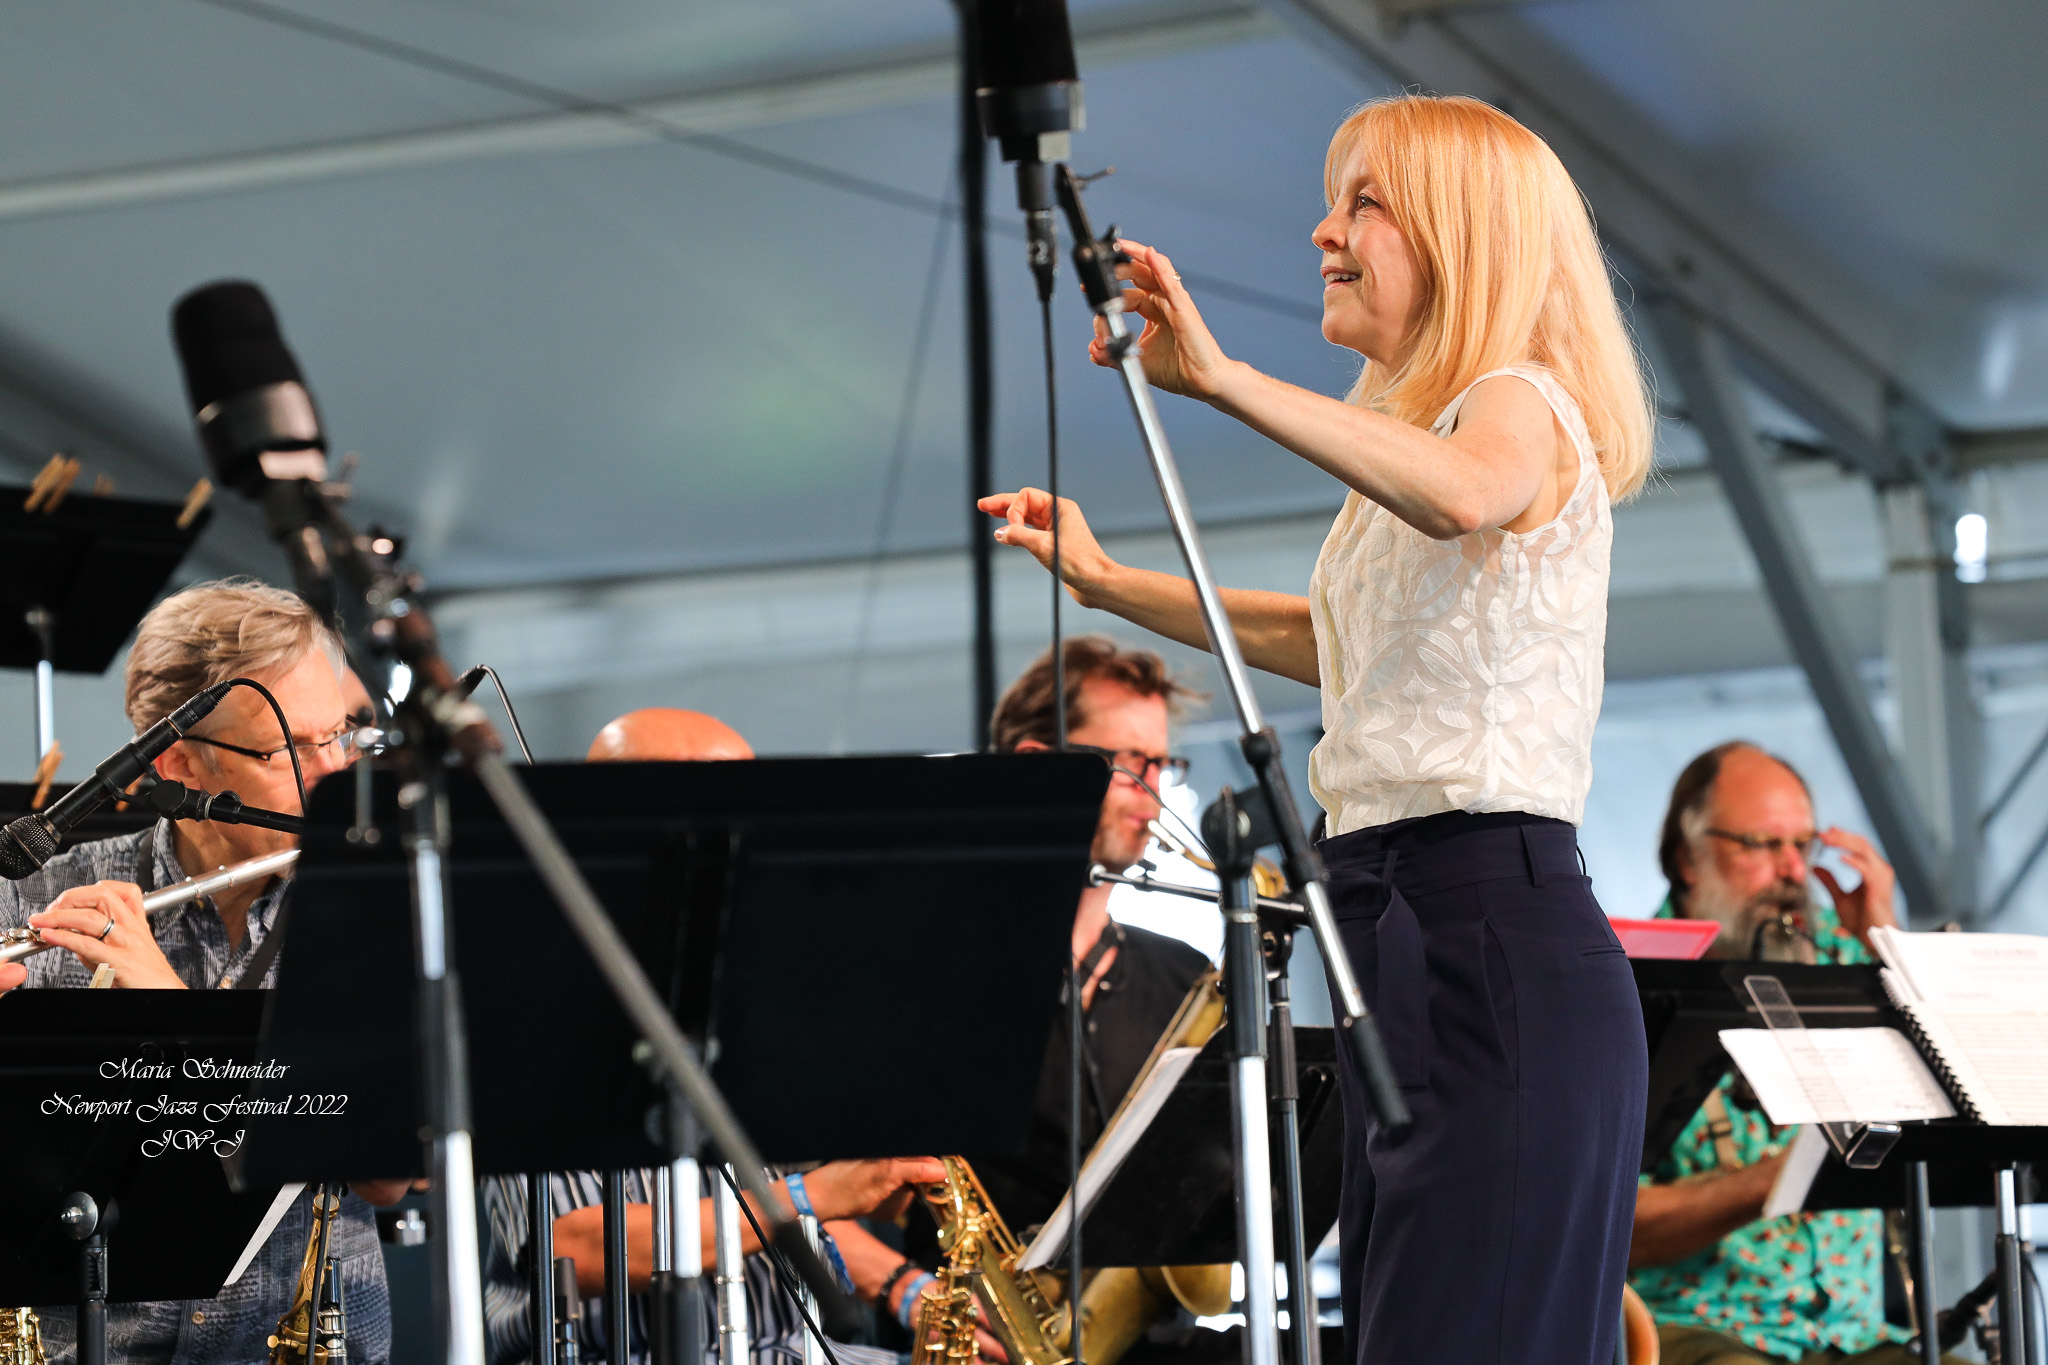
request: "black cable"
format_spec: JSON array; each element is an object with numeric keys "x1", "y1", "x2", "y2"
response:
[
  {"x1": 1037, "y1": 234, "x2": 1084, "y2": 1365},
  {"x1": 956, "y1": 0, "x2": 997, "y2": 752},
  {"x1": 1045, "y1": 293, "x2": 1067, "y2": 757},
  {"x1": 469, "y1": 666, "x2": 535, "y2": 764},
  {"x1": 226, "y1": 677, "x2": 310, "y2": 819},
  {"x1": 712, "y1": 1166, "x2": 844, "y2": 1365},
  {"x1": 183, "y1": 0, "x2": 1319, "y2": 327}
]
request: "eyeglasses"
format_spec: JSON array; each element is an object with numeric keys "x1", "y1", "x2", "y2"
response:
[
  {"x1": 1706, "y1": 828, "x2": 1822, "y2": 863},
  {"x1": 185, "y1": 724, "x2": 377, "y2": 766},
  {"x1": 1068, "y1": 743, "x2": 1190, "y2": 785}
]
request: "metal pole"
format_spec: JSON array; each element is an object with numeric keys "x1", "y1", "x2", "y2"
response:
[
  {"x1": 954, "y1": 0, "x2": 997, "y2": 750},
  {"x1": 668, "y1": 1093, "x2": 707, "y2": 1365},
  {"x1": 1910, "y1": 1162, "x2": 1938, "y2": 1365},
  {"x1": 713, "y1": 1168, "x2": 748, "y2": 1365},
  {"x1": 402, "y1": 770, "x2": 486, "y2": 1365},
  {"x1": 603, "y1": 1172, "x2": 630, "y2": 1365},
  {"x1": 531, "y1": 1175, "x2": 556, "y2": 1365},
  {"x1": 1266, "y1": 925, "x2": 1320, "y2": 1365},
  {"x1": 1996, "y1": 1166, "x2": 2028, "y2": 1365},
  {"x1": 1093, "y1": 305, "x2": 1403, "y2": 1126},
  {"x1": 798, "y1": 1214, "x2": 828, "y2": 1365},
  {"x1": 1221, "y1": 859, "x2": 1278, "y2": 1365},
  {"x1": 27, "y1": 607, "x2": 54, "y2": 762},
  {"x1": 652, "y1": 1165, "x2": 675, "y2": 1365}
]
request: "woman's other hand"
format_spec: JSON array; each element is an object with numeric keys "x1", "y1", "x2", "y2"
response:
[
  {"x1": 977, "y1": 489, "x2": 1117, "y2": 608},
  {"x1": 1088, "y1": 240, "x2": 1238, "y2": 401}
]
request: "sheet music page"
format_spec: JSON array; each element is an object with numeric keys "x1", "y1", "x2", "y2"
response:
[
  {"x1": 1903, "y1": 1008, "x2": 2048, "y2": 1126},
  {"x1": 1761, "y1": 1125, "x2": 1829, "y2": 1220},
  {"x1": 1868, "y1": 927, "x2": 2048, "y2": 1125},
  {"x1": 1869, "y1": 927, "x2": 2048, "y2": 1014},
  {"x1": 1017, "y1": 1045, "x2": 1202, "y2": 1272},
  {"x1": 1718, "y1": 1028, "x2": 1956, "y2": 1125}
]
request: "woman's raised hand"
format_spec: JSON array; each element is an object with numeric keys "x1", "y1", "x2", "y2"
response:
[
  {"x1": 978, "y1": 488, "x2": 1116, "y2": 608},
  {"x1": 1088, "y1": 239, "x2": 1236, "y2": 400}
]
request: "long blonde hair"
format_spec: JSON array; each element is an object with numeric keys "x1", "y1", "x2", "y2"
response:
[{"x1": 1324, "y1": 94, "x2": 1653, "y2": 501}]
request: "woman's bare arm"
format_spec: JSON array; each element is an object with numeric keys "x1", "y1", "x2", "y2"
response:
[
  {"x1": 1098, "y1": 240, "x2": 1568, "y2": 539},
  {"x1": 978, "y1": 489, "x2": 1319, "y2": 687}
]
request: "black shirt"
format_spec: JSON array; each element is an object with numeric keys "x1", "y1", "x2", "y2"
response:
[{"x1": 972, "y1": 921, "x2": 1211, "y2": 1235}]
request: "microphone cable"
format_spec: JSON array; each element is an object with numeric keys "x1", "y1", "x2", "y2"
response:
[{"x1": 231, "y1": 677, "x2": 310, "y2": 821}]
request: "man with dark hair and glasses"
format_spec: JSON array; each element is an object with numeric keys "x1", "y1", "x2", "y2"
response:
[
  {"x1": 967, "y1": 636, "x2": 1211, "y2": 1237},
  {"x1": 1627, "y1": 742, "x2": 1945, "y2": 1365}
]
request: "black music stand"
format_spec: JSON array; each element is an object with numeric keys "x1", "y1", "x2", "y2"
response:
[
  {"x1": 1633, "y1": 959, "x2": 2045, "y2": 1363},
  {"x1": 238, "y1": 752, "x2": 1110, "y2": 1182},
  {"x1": 0, "y1": 992, "x2": 280, "y2": 1305},
  {"x1": 1034, "y1": 1027, "x2": 1345, "y2": 1268},
  {"x1": 1633, "y1": 959, "x2": 1899, "y2": 1172},
  {"x1": 0, "y1": 486, "x2": 212, "y2": 767}
]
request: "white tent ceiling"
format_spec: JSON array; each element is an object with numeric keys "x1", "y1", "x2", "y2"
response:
[{"x1": 1, "y1": 0, "x2": 2043, "y2": 597}]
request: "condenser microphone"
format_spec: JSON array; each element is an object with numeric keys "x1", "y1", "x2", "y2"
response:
[
  {"x1": 0, "y1": 681, "x2": 236, "y2": 879},
  {"x1": 172, "y1": 281, "x2": 328, "y2": 495},
  {"x1": 171, "y1": 281, "x2": 336, "y2": 615},
  {"x1": 973, "y1": 0, "x2": 1082, "y2": 165},
  {"x1": 970, "y1": 0, "x2": 1084, "y2": 299}
]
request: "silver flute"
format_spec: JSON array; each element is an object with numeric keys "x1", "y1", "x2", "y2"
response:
[{"x1": 0, "y1": 848, "x2": 299, "y2": 965}]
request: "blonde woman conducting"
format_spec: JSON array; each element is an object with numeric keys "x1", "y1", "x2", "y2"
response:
[{"x1": 982, "y1": 95, "x2": 1652, "y2": 1364}]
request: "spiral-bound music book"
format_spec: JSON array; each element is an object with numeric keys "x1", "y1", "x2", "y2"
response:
[{"x1": 1869, "y1": 926, "x2": 2048, "y2": 1127}]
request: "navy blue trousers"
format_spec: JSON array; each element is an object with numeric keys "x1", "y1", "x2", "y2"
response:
[{"x1": 1323, "y1": 811, "x2": 1647, "y2": 1365}]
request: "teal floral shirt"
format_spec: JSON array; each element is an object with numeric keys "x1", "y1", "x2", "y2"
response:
[{"x1": 1628, "y1": 898, "x2": 1908, "y2": 1362}]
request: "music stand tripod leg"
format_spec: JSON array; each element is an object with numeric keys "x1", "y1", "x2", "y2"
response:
[
  {"x1": 1909, "y1": 1162, "x2": 1938, "y2": 1365},
  {"x1": 604, "y1": 1172, "x2": 630, "y2": 1365},
  {"x1": 402, "y1": 764, "x2": 488, "y2": 1365},
  {"x1": 1212, "y1": 792, "x2": 1279, "y2": 1365},
  {"x1": 1263, "y1": 921, "x2": 1320, "y2": 1365},
  {"x1": 1995, "y1": 1166, "x2": 2028, "y2": 1365},
  {"x1": 532, "y1": 1175, "x2": 557, "y2": 1365}
]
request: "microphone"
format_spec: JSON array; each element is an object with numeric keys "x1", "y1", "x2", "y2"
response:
[
  {"x1": 452, "y1": 666, "x2": 488, "y2": 702},
  {"x1": 970, "y1": 0, "x2": 1083, "y2": 300},
  {"x1": 170, "y1": 281, "x2": 336, "y2": 617},
  {"x1": 0, "y1": 682, "x2": 237, "y2": 879},
  {"x1": 135, "y1": 775, "x2": 306, "y2": 835}
]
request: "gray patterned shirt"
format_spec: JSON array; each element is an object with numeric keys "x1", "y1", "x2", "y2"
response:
[{"x1": 0, "y1": 823, "x2": 392, "y2": 1365}]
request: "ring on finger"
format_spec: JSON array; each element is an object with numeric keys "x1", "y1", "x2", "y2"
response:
[{"x1": 98, "y1": 915, "x2": 116, "y2": 941}]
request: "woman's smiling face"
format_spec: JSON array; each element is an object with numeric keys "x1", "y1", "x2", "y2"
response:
[{"x1": 1312, "y1": 147, "x2": 1427, "y2": 366}]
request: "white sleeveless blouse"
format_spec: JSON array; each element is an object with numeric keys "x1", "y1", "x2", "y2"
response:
[{"x1": 1307, "y1": 366, "x2": 1611, "y2": 834}]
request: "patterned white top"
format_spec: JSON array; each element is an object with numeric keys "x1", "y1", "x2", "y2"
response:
[{"x1": 1307, "y1": 365, "x2": 1611, "y2": 834}]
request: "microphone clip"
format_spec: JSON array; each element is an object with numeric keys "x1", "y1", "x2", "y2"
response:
[{"x1": 135, "y1": 774, "x2": 306, "y2": 836}]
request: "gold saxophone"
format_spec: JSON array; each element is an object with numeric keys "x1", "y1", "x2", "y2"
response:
[
  {"x1": 268, "y1": 1186, "x2": 345, "y2": 1365},
  {"x1": 912, "y1": 1158, "x2": 1070, "y2": 1365},
  {"x1": 915, "y1": 969, "x2": 1236, "y2": 1365},
  {"x1": 0, "y1": 1307, "x2": 46, "y2": 1365}
]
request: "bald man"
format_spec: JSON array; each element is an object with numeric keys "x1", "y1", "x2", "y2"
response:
[
  {"x1": 480, "y1": 708, "x2": 929, "y2": 1365},
  {"x1": 588, "y1": 708, "x2": 752, "y2": 762}
]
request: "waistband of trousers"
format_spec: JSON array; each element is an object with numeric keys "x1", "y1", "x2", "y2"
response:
[{"x1": 1317, "y1": 809, "x2": 1582, "y2": 897}]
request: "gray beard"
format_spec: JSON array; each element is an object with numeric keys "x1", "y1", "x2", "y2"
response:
[{"x1": 1690, "y1": 877, "x2": 1813, "y2": 961}]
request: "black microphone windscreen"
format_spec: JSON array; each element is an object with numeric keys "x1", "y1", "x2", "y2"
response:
[
  {"x1": 171, "y1": 281, "x2": 305, "y2": 417},
  {"x1": 0, "y1": 816, "x2": 59, "y2": 881},
  {"x1": 974, "y1": 0, "x2": 1078, "y2": 91}
]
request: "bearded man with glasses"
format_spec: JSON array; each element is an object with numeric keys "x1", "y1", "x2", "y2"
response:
[
  {"x1": 1625, "y1": 741, "x2": 1951, "y2": 1365},
  {"x1": 0, "y1": 578, "x2": 409, "y2": 1365}
]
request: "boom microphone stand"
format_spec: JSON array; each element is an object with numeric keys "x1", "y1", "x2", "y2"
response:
[{"x1": 1049, "y1": 166, "x2": 1409, "y2": 1365}]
